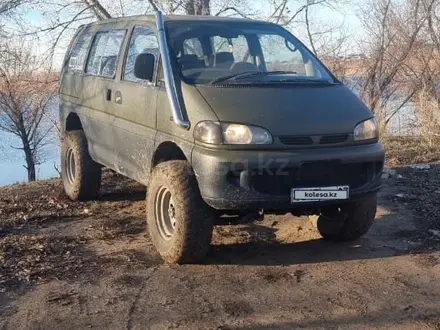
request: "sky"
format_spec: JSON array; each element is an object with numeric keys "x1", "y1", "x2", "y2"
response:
[{"x1": 3, "y1": 0, "x2": 366, "y2": 69}]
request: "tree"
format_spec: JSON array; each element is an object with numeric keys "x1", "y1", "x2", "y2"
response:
[
  {"x1": 263, "y1": 0, "x2": 351, "y2": 79},
  {"x1": 147, "y1": 0, "x2": 253, "y2": 16},
  {"x1": 0, "y1": 0, "x2": 28, "y2": 15},
  {"x1": 355, "y1": 0, "x2": 435, "y2": 132},
  {"x1": 0, "y1": 41, "x2": 57, "y2": 181}
]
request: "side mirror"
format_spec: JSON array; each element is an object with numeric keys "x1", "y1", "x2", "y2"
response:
[{"x1": 134, "y1": 53, "x2": 155, "y2": 81}]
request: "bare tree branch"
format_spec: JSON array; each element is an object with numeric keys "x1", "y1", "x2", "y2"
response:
[
  {"x1": 147, "y1": 0, "x2": 159, "y2": 12},
  {"x1": 0, "y1": 40, "x2": 57, "y2": 181}
]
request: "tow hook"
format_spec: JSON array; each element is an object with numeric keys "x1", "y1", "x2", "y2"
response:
[
  {"x1": 256, "y1": 209, "x2": 265, "y2": 221},
  {"x1": 239, "y1": 209, "x2": 264, "y2": 223}
]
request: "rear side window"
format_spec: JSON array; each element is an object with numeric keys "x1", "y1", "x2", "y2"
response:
[
  {"x1": 67, "y1": 30, "x2": 93, "y2": 73},
  {"x1": 124, "y1": 26, "x2": 159, "y2": 82},
  {"x1": 86, "y1": 30, "x2": 126, "y2": 78}
]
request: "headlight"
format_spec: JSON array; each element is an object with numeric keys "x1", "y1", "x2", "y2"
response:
[
  {"x1": 223, "y1": 123, "x2": 273, "y2": 144},
  {"x1": 194, "y1": 121, "x2": 273, "y2": 145},
  {"x1": 353, "y1": 118, "x2": 379, "y2": 141},
  {"x1": 193, "y1": 121, "x2": 223, "y2": 144}
]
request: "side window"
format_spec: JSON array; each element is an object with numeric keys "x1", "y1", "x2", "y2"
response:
[
  {"x1": 259, "y1": 34, "x2": 305, "y2": 74},
  {"x1": 183, "y1": 38, "x2": 203, "y2": 57},
  {"x1": 124, "y1": 26, "x2": 159, "y2": 82},
  {"x1": 86, "y1": 30, "x2": 126, "y2": 78},
  {"x1": 67, "y1": 30, "x2": 93, "y2": 73},
  {"x1": 212, "y1": 36, "x2": 230, "y2": 53},
  {"x1": 211, "y1": 35, "x2": 252, "y2": 63}
]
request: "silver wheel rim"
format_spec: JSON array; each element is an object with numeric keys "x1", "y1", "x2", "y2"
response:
[
  {"x1": 65, "y1": 148, "x2": 76, "y2": 184},
  {"x1": 154, "y1": 186, "x2": 177, "y2": 240}
]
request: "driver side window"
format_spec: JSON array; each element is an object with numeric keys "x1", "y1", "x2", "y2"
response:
[
  {"x1": 124, "y1": 26, "x2": 159, "y2": 82},
  {"x1": 259, "y1": 34, "x2": 305, "y2": 74}
]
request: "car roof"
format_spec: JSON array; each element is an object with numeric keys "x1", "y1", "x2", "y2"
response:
[{"x1": 83, "y1": 14, "x2": 272, "y2": 28}]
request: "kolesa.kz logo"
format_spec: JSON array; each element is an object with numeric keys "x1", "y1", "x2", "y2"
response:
[{"x1": 304, "y1": 191, "x2": 338, "y2": 198}]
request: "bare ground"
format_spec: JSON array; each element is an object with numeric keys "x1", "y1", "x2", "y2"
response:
[{"x1": 1, "y1": 168, "x2": 440, "y2": 330}]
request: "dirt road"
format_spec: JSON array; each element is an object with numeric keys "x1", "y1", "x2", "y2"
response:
[{"x1": 1, "y1": 168, "x2": 440, "y2": 330}]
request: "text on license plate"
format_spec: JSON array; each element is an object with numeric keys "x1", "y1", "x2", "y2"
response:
[{"x1": 291, "y1": 186, "x2": 349, "y2": 203}]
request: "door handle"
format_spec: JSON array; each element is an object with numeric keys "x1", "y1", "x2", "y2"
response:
[{"x1": 105, "y1": 88, "x2": 112, "y2": 101}]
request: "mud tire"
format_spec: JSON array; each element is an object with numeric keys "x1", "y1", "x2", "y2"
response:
[
  {"x1": 61, "y1": 130, "x2": 101, "y2": 201},
  {"x1": 146, "y1": 160, "x2": 214, "y2": 264},
  {"x1": 317, "y1": 193, "x2": 377, "y2": 241}
]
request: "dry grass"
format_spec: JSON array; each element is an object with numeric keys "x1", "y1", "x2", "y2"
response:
[{"x1": 382, "y1": 136, "x2": 440, "y2": 167}]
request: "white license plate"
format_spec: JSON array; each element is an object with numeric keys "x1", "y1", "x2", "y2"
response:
[{"x1": 291, "y1": 186, "x2": 349, "y2": 203}]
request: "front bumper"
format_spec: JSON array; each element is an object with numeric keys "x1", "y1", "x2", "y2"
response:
[{"x1": 191, "y1": 143, "x2": 385, "y2": 212}]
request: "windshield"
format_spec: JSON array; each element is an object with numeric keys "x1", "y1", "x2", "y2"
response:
[{"x1": 165, "y1": 21, "x2": 335, "y2": 85}]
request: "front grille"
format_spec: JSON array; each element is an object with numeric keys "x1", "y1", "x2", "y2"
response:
[
  {"x1": 279, "y1": 136, "x2": 313, "y2": 145},
  {"x1": 320, "y1": 134, "x2": 348, "y2": 144},
  {"x1": 247, "y1": 161, "x2": 383, "y2": 196},
  {"x1": 279, "y1": 134, "x2": 349, "y2": 146}
]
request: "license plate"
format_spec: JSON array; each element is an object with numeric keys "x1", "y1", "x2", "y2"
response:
[{"x1": 291, "y1": 186, "x2": 349, "y2": 203}]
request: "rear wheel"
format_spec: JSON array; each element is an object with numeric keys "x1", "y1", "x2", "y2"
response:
[
  {"x1": 146, "y1": 160, "x2": 214, "y2": 264},
  {"x1": 317, "y1": 193, "x2": 377, "y2": 241},
  {"x1": 61, "y1": 130, "x2": 101, "y2": 201}
]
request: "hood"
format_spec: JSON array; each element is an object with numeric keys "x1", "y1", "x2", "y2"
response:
[{"x1": 195, "y1": 84, "x2": 372, "y2": 136}]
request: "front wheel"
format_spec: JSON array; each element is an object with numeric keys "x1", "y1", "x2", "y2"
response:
[
  {"x1": 61, "y1": 130, "x2": 101, "y2": 201},
  {"x1": 317, "y1": 193, "x2": 377, "y2": 241},
  {"x1": 146, "y1": 160, "x2": 214, "y2": 264}
]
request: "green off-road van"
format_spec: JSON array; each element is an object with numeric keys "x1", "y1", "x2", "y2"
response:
[{"x1": 59, "y1": 12, "x2": 385, "y2": 263}]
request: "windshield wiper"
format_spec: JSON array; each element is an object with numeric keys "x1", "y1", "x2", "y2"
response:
[
  {"x1": 274, "y1": 77, "x2": 337, "y2": 84},
  {"x1": 210, "y1": 71, "x2": 297, "y2": 84}
]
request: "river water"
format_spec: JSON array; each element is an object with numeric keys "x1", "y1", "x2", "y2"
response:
[{"x1": 0, "y1": 152, "x2": 59, "y2": 186}]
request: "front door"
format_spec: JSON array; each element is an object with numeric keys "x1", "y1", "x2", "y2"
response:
[{"x1": 112, "y1": 25, "x2": 159, "y2": 184}]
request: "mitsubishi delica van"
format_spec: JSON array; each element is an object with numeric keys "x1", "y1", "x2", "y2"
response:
[{"x1": 59, "y1": 12, "x2": 385, "y2": 263}]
